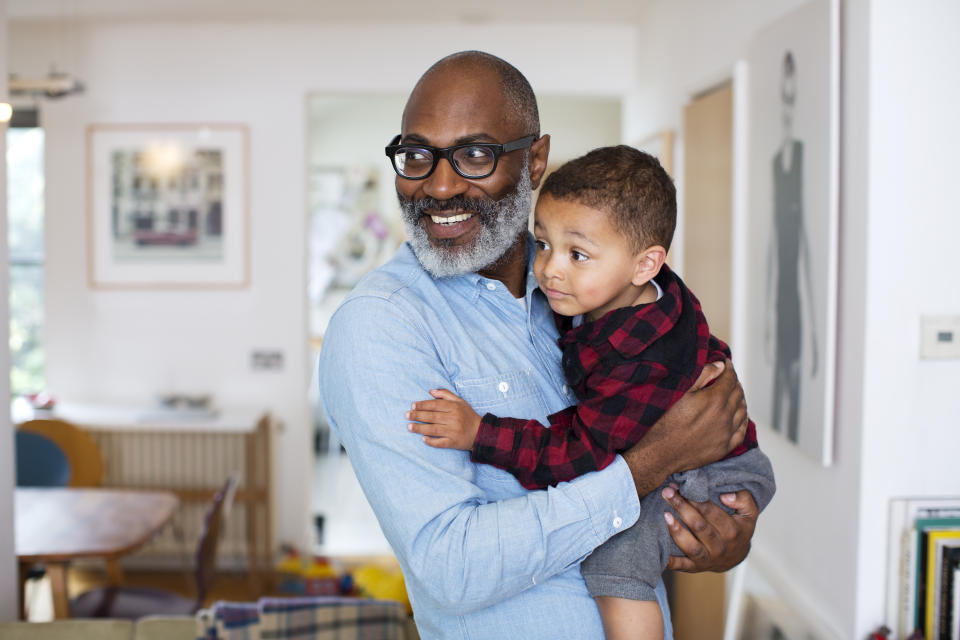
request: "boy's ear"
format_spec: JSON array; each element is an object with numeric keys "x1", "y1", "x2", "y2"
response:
[{"x1": 632, "y1": 246, "x2": 667, "y2": 286}]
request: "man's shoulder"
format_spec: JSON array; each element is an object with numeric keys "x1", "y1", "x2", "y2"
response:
[{"x1": 345, "y1": 243, "x2": 426, "y2": 302}]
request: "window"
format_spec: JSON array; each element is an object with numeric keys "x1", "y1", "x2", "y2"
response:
[{"x1": 7, "y1": 110, "x2": 45, "y2": 396}]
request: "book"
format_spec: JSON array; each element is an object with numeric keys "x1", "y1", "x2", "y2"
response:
[
  {"x1": 940, "y1": 547, "x2": 960, "y2": 640},
  {"x1": 951, "y1": 566, "x2": 959, "y2": 640},
  {"x1": 925, "y1": 530, "x2": 960, "y2": 640},
  {"x1": 915, "y1": 517, "x2": 960, "y2": 634},
  {"x1": 887, "y1": 499, "x2": 960, "y2": 638}
]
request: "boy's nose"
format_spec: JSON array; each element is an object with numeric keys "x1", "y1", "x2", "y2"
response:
[{"x1": 541, "y1": 256, "x2": 564, "y2": 281}]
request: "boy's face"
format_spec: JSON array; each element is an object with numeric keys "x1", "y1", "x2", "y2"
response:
[{"x1": 533, "y1": 194, "x2": 650, "y2": 322}]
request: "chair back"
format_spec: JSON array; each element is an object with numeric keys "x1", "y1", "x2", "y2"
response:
[
  {"x1": 193, "y1": 474, "x2": 239, "y2": 610},
  {"x1": 15, "y1": 430, "x2": 71, "y2": 487},
  {"x1": 18, "y1": 418, "x2": 105, "y2": 487}
]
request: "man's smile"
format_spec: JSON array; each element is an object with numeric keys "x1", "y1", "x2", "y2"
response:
[{"x1": 422, "y1": 210, "x2": 481, "y2": 240}]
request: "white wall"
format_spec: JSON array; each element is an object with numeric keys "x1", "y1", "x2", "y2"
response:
[
  {"x1": 632, "y1": 1, "x2": 960, "y2": 638},
  {"x1": 628, "y1": 1, "x2": 864, "y2": 637},
  {"x1": 858, "y1": 0, "x2": 960, "y2": 634},
  {"x1": 7, "y1": 19, "x2": 638, "y2": 550},
  {"x1": 0, "y1": 0, "x2": 18, "y2": 623}
]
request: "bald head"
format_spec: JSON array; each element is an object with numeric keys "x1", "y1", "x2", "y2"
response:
[{"x1": 404, "y1": 51, "x2": 540, "y2": 138}]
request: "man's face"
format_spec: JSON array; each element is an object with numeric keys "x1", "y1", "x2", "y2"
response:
[{"x1": 395, "y1": 65, "x2": 544, "y2": 277}]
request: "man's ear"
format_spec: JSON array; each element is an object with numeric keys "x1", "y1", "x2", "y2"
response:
[
  {"x1": 528, "y1": 134, "x2": 551, "y2": 190},
  {"x1": 632, "y1": 246, "x2": 667, "y2": 286}
]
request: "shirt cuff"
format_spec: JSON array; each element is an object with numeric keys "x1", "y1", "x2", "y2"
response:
[{"x1": 569, "y1": 455, "x2": 641, "y2": 544}]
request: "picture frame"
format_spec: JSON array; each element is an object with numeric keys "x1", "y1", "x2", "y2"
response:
[
  {"x1": 739, "y1": 0, "x2": 840, "y2": 465},
  {"x1": 86, "y1": 123, "x2": 249, "y2": 289}
]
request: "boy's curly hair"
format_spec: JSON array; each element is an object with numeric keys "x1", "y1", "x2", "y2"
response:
[{"x1": 540, "y1": 145, "x2": 676, "y2": 253}]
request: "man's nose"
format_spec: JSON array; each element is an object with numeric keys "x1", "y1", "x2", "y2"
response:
[{"x1": 422, "y1": 157, "x2": 469, "y2": 201}]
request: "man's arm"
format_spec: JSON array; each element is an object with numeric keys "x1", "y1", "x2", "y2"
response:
[
  {"x1": 318, "y1": 295, "x2": 642, "y2": 614},
  {"x1": 622, "y1": 359, "x2": 757, "y2": 570}
]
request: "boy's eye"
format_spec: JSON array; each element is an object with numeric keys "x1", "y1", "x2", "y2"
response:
[
  {"x1": 535, "y1": 240, "x2": 550, "y2": 252},
  {"x1": 571, "y1": 250, "x2": 589, "y2": 262}
]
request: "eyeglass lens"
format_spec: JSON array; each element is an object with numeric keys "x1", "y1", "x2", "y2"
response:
[{"x1": 393, "y1": 144, "x2": 497, "y2": 179}]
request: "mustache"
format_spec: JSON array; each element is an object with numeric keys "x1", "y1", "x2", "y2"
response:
[{"x1": 397, "y1": 193, "x2": 501, "y2": 221}]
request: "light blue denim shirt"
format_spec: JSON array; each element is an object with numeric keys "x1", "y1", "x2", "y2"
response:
[{"x1": 319, "y1": 238, "x2": 672, "y2": 639}]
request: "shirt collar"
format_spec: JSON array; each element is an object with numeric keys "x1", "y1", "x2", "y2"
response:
[{"x1": 558, "y1": 264, "x2": 685, "y2": 359}]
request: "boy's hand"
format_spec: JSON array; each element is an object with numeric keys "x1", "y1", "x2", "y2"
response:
[{"x1": 406, "y1": 389, "x2": 482, "y2": 451}]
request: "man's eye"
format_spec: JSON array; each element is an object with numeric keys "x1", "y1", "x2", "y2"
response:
[
  {"x1": 571, "y1": 250, "x2": 589, "y2": 262},
  {"x1": 402, "y1": 149, "x2": 430, "y2": 164},
  {"x1": 459, "y1": 146, "x2": 495, "y2": 164}
]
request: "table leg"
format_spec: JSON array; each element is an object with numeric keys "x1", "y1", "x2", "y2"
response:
[
  {"x1": 105, "y1": 558, "x2": 125, "y2": 586},
  {"x1": 46, "y1": 563, "x2": 70, "y2": 620},
  {"x1": 17, "y1": 561, "x2": 28, "y2": 621}
]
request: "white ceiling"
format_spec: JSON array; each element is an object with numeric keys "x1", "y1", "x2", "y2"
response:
[{"x1": 7, "y1": 0, "x2": 652, "y2": 24}]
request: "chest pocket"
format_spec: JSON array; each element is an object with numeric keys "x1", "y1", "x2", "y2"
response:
[
  {"x1": 453, "y1": 368, "x2": 539, "y2": 412},
  {"x1": 454, "y1": 369, "x2": 547, "y2": 493}
]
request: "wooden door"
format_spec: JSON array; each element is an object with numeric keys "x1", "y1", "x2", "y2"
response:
[
  {"x1": 682, "y1": 83, "x2": 733, "y2": 342},
  {"x1": 670, "y1": 82, "x2": 734, "y2": 640}
]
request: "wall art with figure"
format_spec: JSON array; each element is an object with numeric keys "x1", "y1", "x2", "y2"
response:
[{"x1": 743, "y1": 0, "x2": 838, "y2": 465}]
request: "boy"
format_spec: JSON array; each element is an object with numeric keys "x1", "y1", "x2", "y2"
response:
[{"x1": 406, "y1": 145, "x2": 775, "y2": 640}]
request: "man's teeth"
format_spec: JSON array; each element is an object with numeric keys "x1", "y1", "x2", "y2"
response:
[{"x1": 431, "y1": 213, "x2": 473, "y2": 225}]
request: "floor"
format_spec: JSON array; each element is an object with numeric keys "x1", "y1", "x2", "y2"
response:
[
  {"x1": 311, "y1": 450, "x2": 393, "y2": 558},
  {"x1": 23, "y1": 567, "x2": 258, "y2": 622}
]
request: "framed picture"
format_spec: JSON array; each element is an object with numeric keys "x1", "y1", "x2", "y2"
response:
[
  {"x1": 86, "y1": 123, "x2": 249, "y2": 288},
  {"x1": 740, "y1": 0, "x2": 839, "y2": 465}
]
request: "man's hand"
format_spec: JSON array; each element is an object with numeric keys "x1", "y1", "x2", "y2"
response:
[
  {"x1": 662, "y1": 489, "x2": 758, "y2": 572},
  {"x1": 621, "y1": 359, "x2": 749, "y2": 497},
  {"x1": 406, "y1": 389, "x2": 482, "y2": 451}
]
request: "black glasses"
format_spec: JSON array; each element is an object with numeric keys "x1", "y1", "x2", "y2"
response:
[{"x1": 385, "y1": 134, "x2": 536, "y2": 180}]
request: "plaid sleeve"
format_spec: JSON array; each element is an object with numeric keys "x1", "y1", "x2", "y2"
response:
[
  {"x1": 471, "y1": 357, "x2": 684, "y2": 490},
  {"x1": 707, "y1": 334, "x2": 759, "y2": 457}
]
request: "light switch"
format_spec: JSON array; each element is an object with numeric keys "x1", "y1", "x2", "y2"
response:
[{"x1": 920, "y1": 316, "x2": 960, "y2": 359}]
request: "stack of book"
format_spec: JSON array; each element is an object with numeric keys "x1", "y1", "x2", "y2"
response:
[{"x1": 887, "y1": 498, "x2": 960, "y2": 640}]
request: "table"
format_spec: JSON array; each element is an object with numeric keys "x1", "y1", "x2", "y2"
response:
[
  {"x1": 16, "y1": 402, "x2": 274, "y2": 591},
  {"x1": 15, "y1": 487, "x2": 179, "y2": 619}
]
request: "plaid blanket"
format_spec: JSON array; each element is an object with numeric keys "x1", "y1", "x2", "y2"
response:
[
  {"x1": 196, "y1": 597, "x2": 408, "y2": 640},
  {"x1": 196, "y1": 602, "x2": 260, "y2": 640}
]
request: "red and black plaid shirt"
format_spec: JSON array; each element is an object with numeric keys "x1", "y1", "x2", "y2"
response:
[{"x1": 471, "y1": 264, "x2": 758, "y2": 490}]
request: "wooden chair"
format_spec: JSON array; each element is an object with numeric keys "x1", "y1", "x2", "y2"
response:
[
  {"x1": 70, "y1": 474, "x2": 239, "y2": 619},
  {"x1": 18, "y1": 418, "x2": 105, "y2": 487}
]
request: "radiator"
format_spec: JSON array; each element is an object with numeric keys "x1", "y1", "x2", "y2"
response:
[{"x1": 82, "y1": 412, "x2": 274, "y2": 573}]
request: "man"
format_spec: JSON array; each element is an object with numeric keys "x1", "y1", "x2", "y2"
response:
[{"x1": 319, "y1": 51, "x2": 758, "y2": 639}]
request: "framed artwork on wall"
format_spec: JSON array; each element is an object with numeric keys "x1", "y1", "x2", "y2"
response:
[
  {"x1": 739, "y1": 0, "x2": 839, "y2": 465},
  {"x1": 86, "y1": 123, "x2": 249, "y2": 289}
]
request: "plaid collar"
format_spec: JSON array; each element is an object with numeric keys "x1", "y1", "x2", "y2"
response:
[{"x1": 557, "y1": 264, "x2": 684, "y2": 360}]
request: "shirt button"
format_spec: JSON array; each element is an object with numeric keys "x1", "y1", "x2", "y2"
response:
[
  {"x1": 498, "y1": 381, "x2": 509, "y2": 393},
  {"x1": 613, "y1": 516, "x2": 623, "y2": 528},
  {"x1": 562, "y1": 385, "x2": 569, "y2": 394},
  {"x1": 486, "y1": 282, "x2": 496, "y2": 290}
]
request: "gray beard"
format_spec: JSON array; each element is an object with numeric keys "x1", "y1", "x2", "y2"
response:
[{"x1": 399, "y1": 162, "x2": 532, "y2": 278}]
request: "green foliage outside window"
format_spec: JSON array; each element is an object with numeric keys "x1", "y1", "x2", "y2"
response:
[{"x1": 7, "y1": 127, "x2": 45, "y2": 396}]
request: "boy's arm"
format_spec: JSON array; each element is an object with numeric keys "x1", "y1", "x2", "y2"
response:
[{"x1": 472, "y1": 359, "x2": 682, "y2": 489}]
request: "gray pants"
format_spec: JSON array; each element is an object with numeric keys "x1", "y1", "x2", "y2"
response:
[{"x1": 581, "y1": 447, "x2": 776, "y2": 600}]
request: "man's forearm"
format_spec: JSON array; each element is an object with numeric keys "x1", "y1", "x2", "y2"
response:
[{"x1": 621, "y1": 427, "x2": 674, "y2": 497}]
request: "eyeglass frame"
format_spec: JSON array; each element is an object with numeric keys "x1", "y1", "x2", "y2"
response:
[{"x1": 384, "y1": 134, "x2": 537, "y2": 180}]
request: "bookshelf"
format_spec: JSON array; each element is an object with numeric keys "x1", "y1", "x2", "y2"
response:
[{"x1": 886, "y1": 497, "x2": 960, "y2": 640}]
